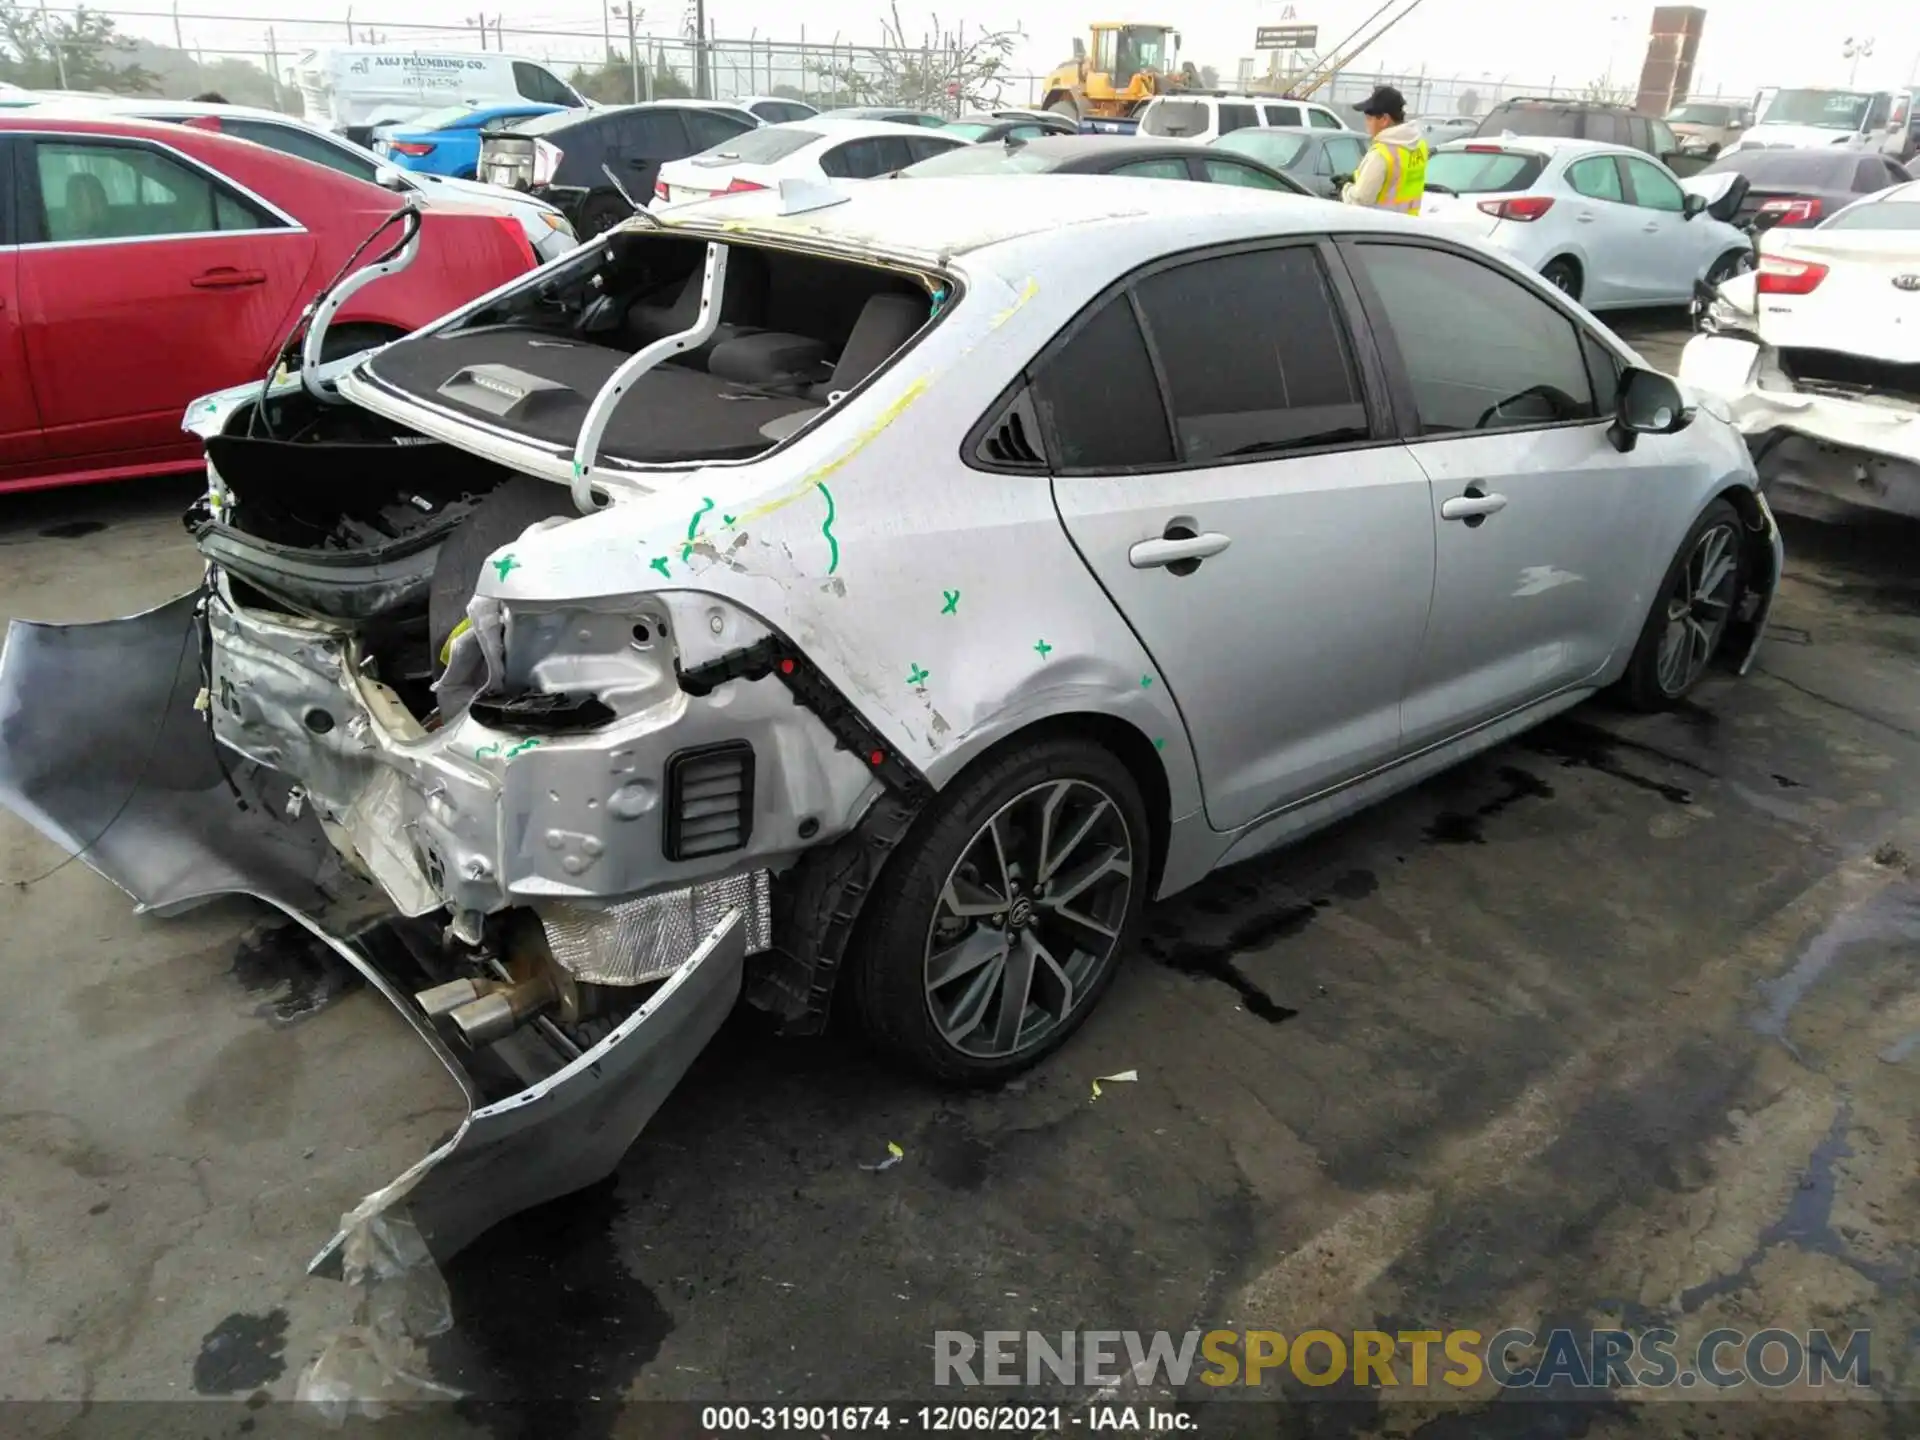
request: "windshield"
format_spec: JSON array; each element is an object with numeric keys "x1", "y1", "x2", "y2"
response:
[
  {"x1": 1474, "y1": 103, "x2": 1580, "y2": 138},
  {"x1": 1761, "y1": 89, "x2": 1870, "y2": 130},
  {"x1": 1666, "y1": 103, "x2": 1732, "y2": 125},
  {"x1": 1823, "y1": 200, "x2": 1920, "y2": 229},
  {"x1": 1213, "y1": 130, "x2": 1309, "y2": 168},
  {"x1": 1119, "y1": 26, "x2": 1168, "y2": 75},
  {"x1": 899, "y1": 144, "x2": 1059, "y2": 177},
  {"x1": 690, "y1": 126, "x2": 819, "y2": 163},
  {"x1": 1425, "y1": 147, "x2": 1546, "y2": 192},
  {"x1": 940, "y1": 122, "x2": 992, "y2": 140},
  {"x1": 1701, "y1": 149, "x2": 1848, "y2": 184},
  {"x1": 1142, "y1": 101, "x2": 1208, "y2": 138}
]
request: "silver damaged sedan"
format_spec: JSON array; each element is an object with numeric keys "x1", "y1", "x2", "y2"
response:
[{"x1": 0, "y1": 175, "x2": 1785, "y2": 1267}]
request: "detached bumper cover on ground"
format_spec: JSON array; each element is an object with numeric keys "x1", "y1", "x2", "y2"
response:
[{"x1": 0, "y1": 589, "x2": 745, "y2": 1270}]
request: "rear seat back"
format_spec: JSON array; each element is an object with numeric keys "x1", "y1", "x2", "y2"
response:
[{"x1": 811, "y1": 293, "x2": 928, "y2": 400}]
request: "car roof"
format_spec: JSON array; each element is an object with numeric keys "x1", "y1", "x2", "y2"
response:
[
  {"x1": 654, "y1": 172, "x2": 1368, "y2": 266},
  {"x1": 1443, "y1": 133, "x2": 1640, "y2": 158},
  {"x1": 817, "y1": 106, "x2": 936, "y2": 119},
  {"x1": 782, "y1": 116, "x2": 950, "y2": 139},
  {"x1": 21, "y1": 95, "x2": 308, "y2": 125}
]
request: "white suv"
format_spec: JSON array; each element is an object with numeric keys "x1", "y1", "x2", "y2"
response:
[{"x1": 1138, "y1": 92, "x2": 1349, "y2": 143}]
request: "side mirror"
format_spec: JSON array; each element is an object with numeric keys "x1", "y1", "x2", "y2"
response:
[
  {"x1": 1073, "y1": 37, "x2": 1087, "y2": 62},
  {"x1": 374, "y1": 164, "x2": 408, "y2": 190},
  {"x1": 1610, "y1": 366, "x2": 1693, "y2": 452},
  {"x1": 1682, "y1": 191, "x2": 1708, "y2": 219}
]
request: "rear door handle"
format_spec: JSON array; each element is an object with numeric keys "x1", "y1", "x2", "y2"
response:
[
  {"x1": 1643, "y1": 222, "x2": 1661, "y2": 233},
  {"x1": 1440, "y1": 489, "x2": 1508, "y2": 524},
  {"x1": 1576, "y1": 211, "x2": 1597, "y2": 223},
  {"x1": 191, "y1": 267, "x2": 267, "y2": 289},
  {"x1": 1129, "y1": 531, "x2": 1232, "y2": 570}
]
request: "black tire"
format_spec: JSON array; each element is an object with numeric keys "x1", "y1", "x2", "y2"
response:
[
  {"x1": 1619, "y1": 498, "x2": 1747, "y2": 711},
  {"x1": 427, "y1": 476, "x2": 575, "y2": 686},
  {"x1": 577, "y1": 193, "x2": 632, "y2": 238},
  {"x1": 846, "y1": 736, "x2": 1151, "y2": 1084},
  {"x1": 1540, "y1": 257, "x2": 1582, "y2": 301},
  {"x1": 1705, "y1": 248, "x2": 1751, "y2": 287},
  {"x1": 317, "y1": 323, "x2": 405, "y2": 363}
]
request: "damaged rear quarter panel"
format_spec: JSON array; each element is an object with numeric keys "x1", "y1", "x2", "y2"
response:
[{"x1": 468, "y1": 244, "x2": 1204, "y2": 846}]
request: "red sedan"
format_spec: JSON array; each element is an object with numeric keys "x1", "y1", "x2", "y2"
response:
[{"x1": 0, "y1": 114, "x2": 538, "y2": 494}]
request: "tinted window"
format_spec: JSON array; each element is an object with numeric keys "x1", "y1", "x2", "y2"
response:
[
  {"x1": 1703, "y1": 149, "x2": 1851, "y2": 184},
  {"x1": 1480, "y1": 103, "x2": 1580, "y2": 138},
  {"x1": 1218, "y1": 104, "x2": 1258, "y2": 134},
  {"x1": 1134, "y1": 248, "x2": 1369, "y2": 461},
  {"x1": 1853, "y1": 158, "x2": 1893, "y2": 192},
  {"x1": 757, "y1": 102, "x2": 812, "y2": 124},
  {"x1": 1566, "y1": 154, "x2": 1624, "y2": 201},
  {"x1": 1585, "y1": 111, "x2": 1627, "y2": 145},
  {"x1": 33, "y1": 140, "x2": 264, "y2": 242},
  {"x1": 821, "y1": 135, "x2": 912, "y2": 178},
  {"x1": 1623, "y1": 156, "x2": 1684, "y2": 211},
  {"x1": 1353, "y1": 243, "x2": 1598, "y2": 434},
  {"x1": 1625, "y1": 115, "x2": 1652, "y2": 152},
  {"x1": 1202, "y1": 158, "x2": 1289, "y2": 189},
  {"x1": 221, "y1": 118, "x2": 378, "y2": 182},
  {"x1": 684, "y1": 109, "x2": 753, "y2": 149},
  {"x1": 627, "y1": 109, "x2": 690, "y2": 155},
  {"x1": 1263, "y1": 104, "x2": 1302, "y2": 126},
  {"x1": 1866, "y1": 93, "x2": 1891, "y2": 129},
  {"x1": 1307, "y1": 108, "x2": 1343, "y2": 130},
  {"x1": 1112, "y1": 158, "x2": 1191, "y2": 180},
  {"x1": 1141, "y1": 101, "x2": 1208, "y2": 138},
  {"x1": 1424, "y1": 148, "x2": 1544, "y2": 193},
  {"x1": 1030, "y1": 296, "x2": 1173, "y2": 470},
  {"x1": 513, "y1": 62, "x2": 577, "y2": 106},
  {"x1": 1649, "y1": 119, "x2": 1677, "y2": 154},
  {"x1": 907, "y1": 135, "x2": 963, "y2": 161}
]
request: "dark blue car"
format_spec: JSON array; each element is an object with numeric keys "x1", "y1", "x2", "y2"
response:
[{"x1": 377, "y1": 102, "x2": 565, "y2": 178}]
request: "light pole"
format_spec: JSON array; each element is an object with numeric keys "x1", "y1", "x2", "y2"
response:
[
  {"x1": 1604, "y1": 12, "x2": 1629, "y2": 90},
  {"x1": 613, "y1": 4, "x2": 643, "y2": 101},
  {"x1": 1843, "y1": 35, "x2": 1873, "y2": 87}
]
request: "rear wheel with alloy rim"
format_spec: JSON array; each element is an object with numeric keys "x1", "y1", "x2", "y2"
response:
[
  {"x1": 1540, "y1": 258, "x2": 1581, "y2": 299},
  {"x1": 1705, "y1": 248, "x2": 1752, "y2": 287},
  {"x1": 1621, "y1": 498, "x2": 1747, "y2": 709},
  {"x1": 848, "y1": 738, "x2": 1149, "y2": 1082}
]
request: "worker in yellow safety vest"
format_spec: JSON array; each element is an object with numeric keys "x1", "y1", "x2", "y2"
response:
[{"x1": 1340, "y1": 84, "x2": 1429, "y2": 215}]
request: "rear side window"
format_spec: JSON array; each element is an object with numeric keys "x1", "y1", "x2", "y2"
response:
[
  {"x1": 1142, "y1": 101, "x2": 1208, "y2": 138},
  {"x1": 820, "y1": 135, "x2": 913, "y2": 178},
  {"x1": 513, "y1": 61, "x2": 577, "y2": 107},
  {"x1": 1263, "y1": 104, "x2": 1302, "y2": 126},
  {"x1": 1307, "y1": 108, "x2": 1343, "y2": 130},
  {"x1": 1112, "y1": 158, "x2": 1191, "y2": 180},
  {"x1": 1031, "y1": 296, "x2": 1174, "y2": 470},
  {"x1": 1352, "y1": 242, "x2": 1598, "y2": 434},
  {"x1": 1624, "y1": 115, "x2": 1652, "y2": 152},
  {"x1": 32, "y1": 140, "x2": 267, "y2": 242},
  {"x1": 1423, "y1": 148, "x2": 1545, "y2": 193},
  {"x1": 1202, "y1": 158, "x2": 1291, "y2": 190},
  {"x1": 222, "y1": 117, "x2": 377, "y2": 182},
  {"x1": 1218, "y1": 104, "x2": 1258, "y2": 135},
  {"x1": 1585, "y1": 111, "x2": 1627, "y2": 145},
  {"x1": 684, "y1": 109, "x2": 753, "y2": 150},
  {"x1": 1566, "y1": 154, "x2": 1625, "y2": 201},
  {"x1": 1133, "y1": 248, "x2": 1369, "y2": 461},
  {"x1": 907, "y1": 135, "x2": 963, "y2": 162},
  {"x1": 627, "y1": 110, "x2": 690, "y2": 156}
]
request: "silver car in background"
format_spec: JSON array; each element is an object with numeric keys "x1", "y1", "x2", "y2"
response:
[
  {"x1": 0, "y1": 177, "x2": 1783, "y2": 1264},
  {"x1": 1420, "y1": 135, "x2": 1755, "y2": 307}
]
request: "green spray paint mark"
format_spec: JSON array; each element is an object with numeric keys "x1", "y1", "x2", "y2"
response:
[
  {"x1": 818, "y1": 484, "x2": 839, "y2": 574},
  {"x1": 1033, "y1": 639, "x2": 1052, "y2": 659},
  {"x1": 1140, "y1": 674, "x2": 1154, "y2": 688},
  {"x1": 505, "y1": 738, "x2": 543, "y2": 758},
  {"x1": 571, "y1": 460, "x2": 586, "y2": 477},
  {"x1": 941, "y1": 590, "x2": 960, "y2": 615},
  {"x1": 723, "y1": 513, "x2": 737, "y2": 527},
  {"x1": 491, "y1": 554, "x2": 520, "y2": 582},
  {"x1": 475, "y1": 743, "x2": 502, "y2": 760},
  {"x1": 649, "y1": 555, "x2": 671, "y2": 579},
  {"x1": 476, "y1": 737, "x2": 543, "y2": 761},
  {"x1": 907, "y1": 663, "x2": 929, "y2": 686},
  {"x1": 682, "y1": 495, "x2": 715, "y2": 560},
  {"x1": 1153, "y1": 738, "x2": 1166, "y2": 751}
]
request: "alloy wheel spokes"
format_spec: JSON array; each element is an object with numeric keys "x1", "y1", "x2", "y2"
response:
[
  {"x1": 1659, "y1": 523, "x2": 1738, "y2": 695},
  {"x1": 923, "y1": 778, "x2": 1134, "y2": 1060}
]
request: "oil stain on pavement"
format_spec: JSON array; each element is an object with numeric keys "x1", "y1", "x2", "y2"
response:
[
  {"x1": 228, "y1": 922, "x2": 361, "y2": 1026},
  {"x1": 192, "y1": 1309, "x2": 287, "y2": 1393}
]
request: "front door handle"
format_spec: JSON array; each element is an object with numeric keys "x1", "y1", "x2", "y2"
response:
[
  {"x1": 191, "y1": 267, "x2": 267, "y2": 289},
  {"x1": 1440, "y1": 488, "x2": 1508, "y2": 526},
  {"x1": 1643, "y1": 222, "x2": 1661, "y2": 233},
  {"x1": 1129, "y1": 528, "x2": 1231, "y2": 573}
]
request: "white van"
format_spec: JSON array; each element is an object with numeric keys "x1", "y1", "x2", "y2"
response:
[
  {"x1": 296, "y1": 47, "x2": 589, "y2": 142},
  {"x1": 1137, "y1": 92, "x2": 1349, "y2": 144}
]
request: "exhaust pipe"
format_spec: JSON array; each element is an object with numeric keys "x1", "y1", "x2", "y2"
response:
[{"x1": 414, "y1": 973, "x2": 559, "y2": 1045}]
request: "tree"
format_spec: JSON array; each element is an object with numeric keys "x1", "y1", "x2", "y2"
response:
[
  {"x1": 1581, "y1": 75, "x2": 1635, "y2": 106},
  {"x1": 0, "y1": 0, "x2": 156, "y2": 92},
  {"x1": 809, "y1": 2, "x2": 1018, "y2": 114},
  {"x1": 1456, "y1": 86, "x2": 1481, "y2": 117},
  {"x1": 567, "y1": 49, "x2": 693, "y2": 104}
]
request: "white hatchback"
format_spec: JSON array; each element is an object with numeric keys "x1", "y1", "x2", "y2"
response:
[
  {"x1": 1419, "y1": 135, "x2": 1752, "y2": 309},
  {"x1": 653, "y1": 117, "x2": 965, "y2": 205}
]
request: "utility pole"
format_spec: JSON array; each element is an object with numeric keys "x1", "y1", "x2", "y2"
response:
[
  {"x1": 603, "y1": 0, "x2": 611, "y2": 67},
  {"x1": 1843, "y1": 35, "x2": 1873, "y2": 87},
  {"x1": 618, "y1": 4, "x2": 639, "y2": 102},
  {"x1": 39, "y1": 0, "x2": 66, "y2": 88},
  {"x1": 694, "y1": 0, "x2": 707, "y2": 98},
  {"x1": 471, "y1": 14, "x2": 487, "y2": 51},
  {"x1": 267, "y1": 26, "x2": 282, "y2": 110},
  {"x1": 344, "y1": 7, "x2": 353, "y2": 42}
]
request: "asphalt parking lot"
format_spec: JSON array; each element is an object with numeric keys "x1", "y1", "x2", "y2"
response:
[{"x1": 0, "y1": 311, "x2": 1915, "y2": 1436}]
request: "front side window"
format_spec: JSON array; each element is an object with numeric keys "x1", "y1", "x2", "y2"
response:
[
  {"x1": 1307, "y1": 108, "x2": 1343, "y2": 130},
  {"x1": 1352, "y1": 242, "x2": 1599, "y2": 434},
  {"x1": 1201, "y1": 158, "x2": 1290, "y2": 190},
  {"x1": 627, "y1": 110, "x2": 690, "y2": 156},
  {"x1": 513, "y1": 62, "x2": 577, "y2": 106},
  {"x1": 1623, "y1": 156, "x2": 1685, "y2": 212},
  {"x1": 1566, "y1": 154, "x2": 1625, "y2": 202},
  {"x1": 1264, "y1": 104, "x2": 1302, "y2": 126},
  {"x1": 683, "y1": 109, "x2": 753, "y2": 150},
  {"x1": 34, "y1": 140, "x2": 265, "y2": 242},
  {"x1": 1325, "y1": 136, "x2": 1368, "y2": 173},
  {"x1": 1132, "y1": 247, "x2": 1368, "y2": 461}
]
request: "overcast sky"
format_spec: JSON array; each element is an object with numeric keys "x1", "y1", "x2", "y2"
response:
[{"x1": 114, "y1": 0, "x2": 1920, "y2": 99}]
